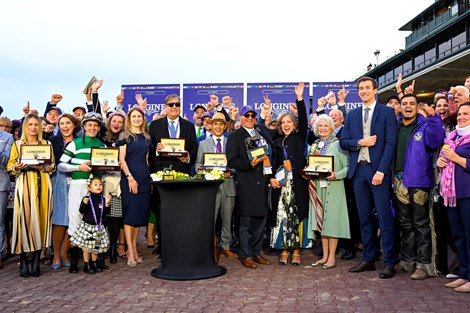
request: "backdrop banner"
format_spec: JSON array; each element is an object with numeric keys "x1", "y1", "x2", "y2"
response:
[
  {"x1": 311, "y1": 82, "x2": 362, "y2": 114},
  {"x1": 182, "y1": 83, "x2": 244, "y2": 123},
  {"x1": 246, "y1": 82, "x2": 310, "y2": 118},
  {"x1": 121, "y1": 84, "x2": 181, "y2": 121}
]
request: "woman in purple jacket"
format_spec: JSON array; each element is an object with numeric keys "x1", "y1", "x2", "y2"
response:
[{"x1": 437, "y1": 102, "x2": 470, "y2": 293}]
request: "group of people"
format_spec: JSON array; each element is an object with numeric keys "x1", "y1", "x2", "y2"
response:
[{"x1": 0, "y1": 77, "x2": 469, "y2": 294}]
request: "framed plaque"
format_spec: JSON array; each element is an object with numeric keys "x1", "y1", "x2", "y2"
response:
[
  {"x1": 301, "y1": 155, "x2": 334, "y2": 177},
  {"x1": 245, "y1": 136, "x2": 269, "y2": 161},
  {"x1": 20, "y1": 144, "x2": 52, "y2": 165},
  {"x1": 90, "y1": 147, "x2": 120, "y2": 171},
  {"x1": 159, "y1": 138, "x2": 188, "y2": 158},
  {"x1": 203, "y1": 153, "x2": 227, "y2": 170}
]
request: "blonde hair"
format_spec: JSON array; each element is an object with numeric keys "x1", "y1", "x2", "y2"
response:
[
  {"x1": 124, "y1": 106, "x2": 150, "y2": 142},
  {"x1": 20, "y1": 114, "x2": 47, "y2": 144}
]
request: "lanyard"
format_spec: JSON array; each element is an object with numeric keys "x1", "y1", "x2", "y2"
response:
[
  {"x1": 282, "y1": 137, "x2": 288, "y2": 160},
  {"x1": 89, "y1": 195, "x2": 104, "y2": 231}
]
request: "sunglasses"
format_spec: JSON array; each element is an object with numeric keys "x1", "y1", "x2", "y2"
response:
[
  {"x1": 167, "y1": 102, "x2": 181, "y2": 108},
  {"x1": 84, "y1": 112, "x2": 103, "y2": 119},
  {"x1": 244, "y1": 113, "x2": 256, "y2": 119}
]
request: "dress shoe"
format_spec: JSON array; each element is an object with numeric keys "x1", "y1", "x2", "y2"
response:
[
  {"x1": 379, "y1": 265, "x2": 396, "y2": 279},
  {"x1": 311, "y1": 261, "x2": 325, "y2": 267},
  {"x1": 341, "y1": 250, "x2": 356, "y2": 261},
  {"x1": 291, "y1": 253, "x2": 300, "y2": 266},
  {"x1": 445, "y1": 278, "x2": 468, "y2": 288},
  {"x1": 221, "y1": 249, "x2": 238, "y2": 259},
  {"x1": 279, "y1": 252, "x2": 289, "y2": 265},
  {"x1": 454, "y1": 282, "x2": 470, "y2": 293},
  {"x1": 83, "y1": 262, "x2": 96, "y2": 274},
  {"x1": 410, "y1": 268, "x2": 428, "y2": 280},
  {"x1": 241, "y1": 258, "x2": 257, "y2": 269},
  {"x1": 322, "y1": 263, "x2": 337, "y2": 270},
  {"x1": 349, "y1": 261, "x2": 376, "y2": 273},
  {"x1": 253, "y1": 255, "x2": 271, "y2": 265}
]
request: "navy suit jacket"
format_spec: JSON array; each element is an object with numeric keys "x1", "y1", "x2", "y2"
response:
[{"x1": 340, "y1": 103, "x2": 397, "y2": 179}]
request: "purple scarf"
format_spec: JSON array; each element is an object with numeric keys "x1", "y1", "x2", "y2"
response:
[{"x1": 440, "y1": 130, "x2": 470, "y2": 207}]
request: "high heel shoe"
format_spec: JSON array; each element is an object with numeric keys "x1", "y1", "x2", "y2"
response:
[
  {"x1": 322, "y1": 263, "x2": 337, "y2": 270},
  {"x1": 126, "y1": 251, "x2": 137, "y2": 267},
  {"x1": 310, "y1": 260, "x2": 326, "y2": 267},
  {"x1": 291, "y1": 253, "x2": 300, "y2": 266},
  {"x1": 134, "y1": 249, "x2": 143, "y2": 263},
  {"x1": 279, "y1": 251, "x2": 289, "y2": 265}
]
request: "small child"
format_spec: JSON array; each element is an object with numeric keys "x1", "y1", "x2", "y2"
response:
[{"x1": 70, "y1": 176, "x2": 111, "y2": 274}]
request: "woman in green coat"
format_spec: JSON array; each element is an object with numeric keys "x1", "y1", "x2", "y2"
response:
[{"x1": 307, "y1": 114, "x2": 350, "y2": 269}]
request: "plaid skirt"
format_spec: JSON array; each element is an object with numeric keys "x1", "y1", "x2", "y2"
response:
[
  {"x1": 70, "y1": 221, "x2": 110, "y2": 253},
  {"x1": 109, "y1": 196, "x2": 122, "y2": 218}
]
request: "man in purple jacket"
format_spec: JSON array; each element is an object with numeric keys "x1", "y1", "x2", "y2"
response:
[{"x1": 393, "y1": 94, "x2": 445, "y2": 280}]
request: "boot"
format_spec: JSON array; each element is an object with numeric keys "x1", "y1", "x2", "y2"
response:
[
  {"x1": 30, "y1": 250, "x2": 41, "y2": 277},
  {"x1": 91, "y1": 261, "x2": 102, "y2": 273},
  {"x1": 96, "y1": 253, "x2": 108, "y2": 270},
  {"x1": 19, "y1": 252, "x2": 30, "y2": 278},
  {"x1": 109, "y1": 244, "x2": 117, "y2": 264},
  {"x1": 83, "y1": 262, "x2": 96, "y2": 274},
  {"x1": 69, "y1": 247, "x2": 79, "y2": 274}
]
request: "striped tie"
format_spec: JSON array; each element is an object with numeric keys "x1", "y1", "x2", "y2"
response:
[{"x1": 308, "y1": 180, "x2": 324, "y2": 232}]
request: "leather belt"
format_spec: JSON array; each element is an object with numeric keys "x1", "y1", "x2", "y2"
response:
[{"x1": 359, "y1": 160, "x2": 370, "y2": 165}]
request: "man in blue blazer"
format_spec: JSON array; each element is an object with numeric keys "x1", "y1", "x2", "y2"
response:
[{"x1": 340, "y1": 77, "x2": 398, "y2": 279}]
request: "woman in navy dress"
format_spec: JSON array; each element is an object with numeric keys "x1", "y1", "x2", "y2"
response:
[{"x1": 118, "y1": 106, "x2": 150, "y2": 267}]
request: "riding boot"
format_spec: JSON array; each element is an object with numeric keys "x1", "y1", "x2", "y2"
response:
[
  {"x1": 109, "y1": 244, "x2": 117, "y2": 264},
  {"x1": 19, "y1": 252, "x2": 30, "y2": 278},
  {"x1": 96, "y1": 253, "x2": 108, "y2": 270},
  {"x1": 83, "y1": 262, "x2": 96, "y2": 274},
  {"x1": 69, "y1": 247, "x2": 79, "y2": 274},
  {"x1": 30, "y1": 250, "x2": 41, "y2": 277}
]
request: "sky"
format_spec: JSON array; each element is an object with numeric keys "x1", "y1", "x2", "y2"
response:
[{"x1": 0, "y1": 0, "x2": 434, "y2": 119}]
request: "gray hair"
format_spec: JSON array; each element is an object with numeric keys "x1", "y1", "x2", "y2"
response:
[{"x1": 312, "y1": 114, "x2": 335, "y2": 137}]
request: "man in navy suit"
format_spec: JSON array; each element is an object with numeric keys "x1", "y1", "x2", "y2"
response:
[{"x1": 340, "y1": 77, "x2": 398, "y2": 279}]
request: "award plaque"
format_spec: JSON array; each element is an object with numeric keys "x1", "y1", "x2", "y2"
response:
[
  {"x1": 245, "y1": 136, "x2": 269, "y2": 161},
  {"x1": 20, "y1": 144, "x2": 52, "y2": 165},
  {"x1": 159, "y1": 138, "x2": 189, "y2": 158},
  {"x1": 90, "y1": 147, "x2": 120, "y2": 171},
  {"x1": 203, "y1": 153, "x2": 227, "y2": 171},
  {"x1": 301, "y1": 155, "x2": 334, "y2": 177}
]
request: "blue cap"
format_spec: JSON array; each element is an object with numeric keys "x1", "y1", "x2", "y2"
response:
[
  {"x1": 193, "y1": 104, "x2": 207, "y2": 112},
  {"x1": 240, "y1": 105, "x2": 257, "y2": 116},
  {"x1": 45, "y1": 106, "x2": 63, "y2": 116}
]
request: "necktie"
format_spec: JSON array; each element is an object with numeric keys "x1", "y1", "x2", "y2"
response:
[
  {"x1": 170, "y1": 121, "x2": 177, "y2": 138},
  {"x1": 216, "y1": 138, "x2": 222, "y2": 153},
  {"x1": 197, "y1": 127, "x2": 202, "y2": 138},
  {"x1": 364, "y1": 107, "x2": 370, "y2": 124}
]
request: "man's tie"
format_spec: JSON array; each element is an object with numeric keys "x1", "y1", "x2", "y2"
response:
[
  {"x1": 170, "y1": 121, "x2": 177, "y2": 138},
  {"x1": 216, "y1": 138, "x2": 222, "y2": 153},
  {"x1": 364, "y1": 107, "x2": 370, "y2": 124},
  {"x1": 197, "y1": 127, "x2": 202, "y2": 138}
]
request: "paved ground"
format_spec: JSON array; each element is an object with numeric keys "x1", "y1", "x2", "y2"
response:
[{"x1": 1, "y1": 244, "x2": 469, "y2": 313}]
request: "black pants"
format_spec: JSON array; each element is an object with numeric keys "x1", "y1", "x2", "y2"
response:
[
  {"x1": 239, "y1": 214, "x2": 267, "y2": 259},
  {"x1": 395, "y1": 188, "x2": 432, "y2": 265}
]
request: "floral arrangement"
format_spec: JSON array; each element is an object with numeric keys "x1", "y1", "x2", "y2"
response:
[
  {"x1": 150, "y1": 169, "x2": 225, "y2": 182},
  {"x1": 150, "y1": 170, "x2": 191, "y2": 181}
]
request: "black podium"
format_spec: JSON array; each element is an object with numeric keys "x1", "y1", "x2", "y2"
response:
[{"x1": 150, "y1": 180, "x2": 227, "y2": 280}]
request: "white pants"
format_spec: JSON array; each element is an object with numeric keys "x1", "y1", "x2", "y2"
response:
[{"x1": 67, "y1": 179, "x2": 88, "y2": 236}]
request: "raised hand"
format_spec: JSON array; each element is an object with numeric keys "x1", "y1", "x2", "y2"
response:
[
  {"x1": 23, "y1": 101, "x2": 30, "y2": 115},
  {"x1": 317, "y1": 97, "x2": 327, "y2": 109},
  {"x1": 404, "y1": 79, "x2": 415, "y2": 95},
  {"x1": 135, "y1": 94, "x2": 148, "y2": 111},
  {"x1": 51, "y1": 94, "x2": 63, "y2": 103},
  {"x1": 92, "y1": 80, "x2": 104, "y2": 92},
  {"x1": 294, "y1": 82, "x2": 305, "y2": 100},
  {"x1": 395, "y1": 73, "x2": 403, "y2": 93},
  {"x1": 116, "y1": 94, "x2": 123, "y2": 105},
  {"x1": 102, "y1": 100, "x2": 110, "y2": 114},
  {"x1": 337, "y1": 85, "x2": 349, "y2": 104},
  {"x1": 229, "y1": 106, "x2": 239, "y2": 121},
  {"x1": 289, "y1": 102, "x2": 297, "y2": 114}
]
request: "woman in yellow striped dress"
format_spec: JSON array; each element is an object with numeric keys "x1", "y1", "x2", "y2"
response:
[{"x1": 7, "y1": 114, "x2": 55, "y2": 277}]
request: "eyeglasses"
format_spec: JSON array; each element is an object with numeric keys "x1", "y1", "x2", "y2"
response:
[
  {"x1": 167, "y1": 102, "x2": 181, "y2": 108},
  {"x1": 84, "y1": 112, "x2": 103, "y2": 118},
  {"x1": 244, "y1": 113, "x2": 256, "y2": 119}
]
